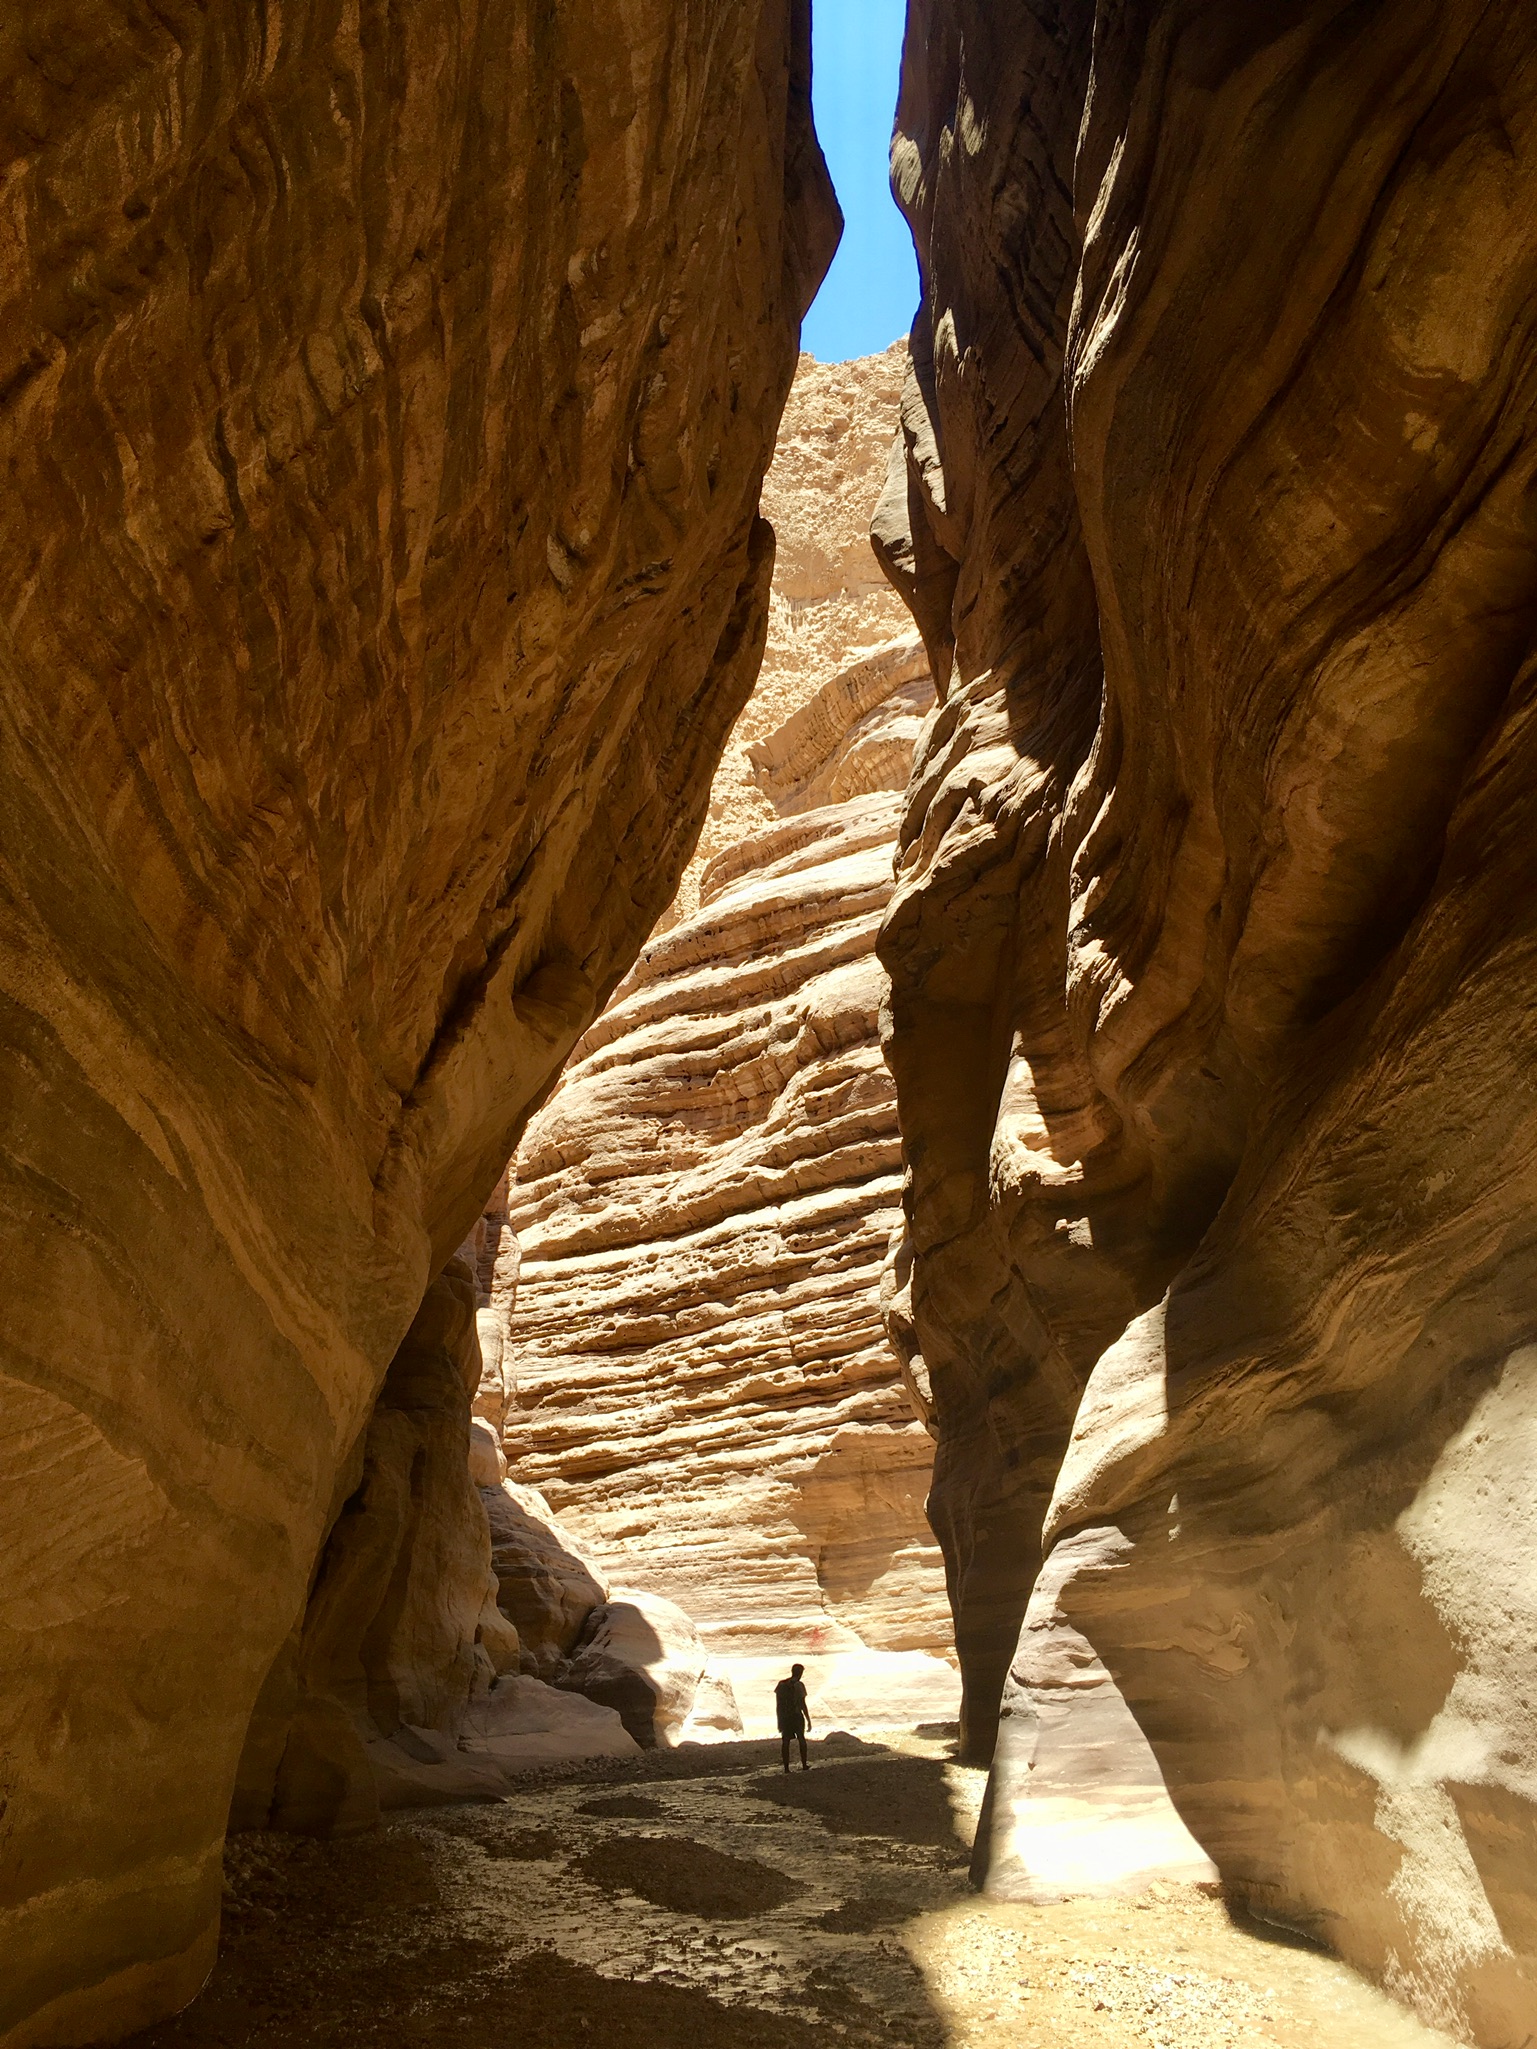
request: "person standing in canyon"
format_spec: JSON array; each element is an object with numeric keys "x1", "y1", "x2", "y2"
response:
[{"x1": 776, "y1": 1662, "x2": 813, "y2": 1771}]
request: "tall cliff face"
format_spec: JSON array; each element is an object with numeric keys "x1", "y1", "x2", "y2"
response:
[
  {"x1": 669, "y1": 343, "x2": 916, "y2": 922},
  {"x1": 880, "y1": 2, "x2": 1537, "y2": 2038},
  {"x1": 504, "y1": 679, "x2": 946, "y2": 1671},
  {"x1": 502, "y1": 354, "x2": 956, "y2": 1724},
  {"x1": 0, "y1": 8, "x2": 835, "y2": 2044}
]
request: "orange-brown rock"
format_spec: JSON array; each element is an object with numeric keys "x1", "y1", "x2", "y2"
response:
[
  {"x1": 880, "y1": 2, "x2": 1537, "y2": 2040},
  {"x1": 0, "y1": 7, "x2": 835, "y2": 2043},
  {"x1": 230, "y1": 1259, "x2": 514, "y2": 1839},
  {"x1": 502, "y1": 357, "x2": 955, "y2": 1730},
  {"x1": 229, "y1": 1260, "x2": 638, "y2": 1828}
]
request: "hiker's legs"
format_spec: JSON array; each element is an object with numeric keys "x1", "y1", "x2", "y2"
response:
[
  {"x1": 781, "y1": 1730, "x2": 792, "y2": 1772},
  {"x1": 798, "y1": 1728, "x2": 808, "y2": 1769}
]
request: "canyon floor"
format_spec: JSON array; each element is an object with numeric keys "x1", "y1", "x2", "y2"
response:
[{"x1": 121, "y1": 1733, "x2": 1459, "y2": 2049}]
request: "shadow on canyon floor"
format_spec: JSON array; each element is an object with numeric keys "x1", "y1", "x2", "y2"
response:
[{"x1": 122, "y1": 1733, "x2": 1461, "y2": 2049}]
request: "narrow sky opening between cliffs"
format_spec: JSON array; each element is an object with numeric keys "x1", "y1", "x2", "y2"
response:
[{"x1": 802, "y1": 0, "x2": 918, "y2": 360}]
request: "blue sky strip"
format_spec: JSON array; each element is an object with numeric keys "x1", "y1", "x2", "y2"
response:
[{"x1": 802, "y1": 0, "x2": 919, "y2": 362}]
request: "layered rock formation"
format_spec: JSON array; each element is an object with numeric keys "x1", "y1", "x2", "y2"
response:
[
  {"x1": 669, "y1": 344, "x2": 915, "y2": 920},
  {"x1": 502, "y1": 356, "x2": 957, "y2": 1732},
  {"x1": 879, "y1": 2, "x2": 1537, "y2": 2040},
  {"x1": 0, "y1": 9, "x2": 835, "y2": 2044}
]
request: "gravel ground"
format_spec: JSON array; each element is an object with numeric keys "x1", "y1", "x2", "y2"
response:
[{"x1": 119, "y1": 1732, "x2": 1465, "y2": 2049}]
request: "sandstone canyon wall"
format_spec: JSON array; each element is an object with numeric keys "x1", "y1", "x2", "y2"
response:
[
  {"x1": 501, "y1": 355, "x2": 959, "y2": 1732},
  {"x1": 879, "y1": 2, "x2": 1537, "y2": 2041},
  {"x1": 0, "y1": 9, "x2": 835, "y2": 2044},
  {"x1": 670, "y1": 343, "x2": 916, "y2": 921}
]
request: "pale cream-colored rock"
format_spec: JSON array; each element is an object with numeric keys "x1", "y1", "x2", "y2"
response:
[
  {"x1": 880, "y1": 3, "x2": 1537, "y2": 2041},
  {"x1": 681, "y1": 1667, "x2": 747, "y2": 1741},
  {"x1": 463, "y1": 1172, "x2": 521, "y2": 1436},
  {"x1": 0, "y1": 5, "x2": 836, "y2": 2041},
  {"x1": 972, "y1": 1528, "x2": 1219, "y2": 1904},
  {"x1": 506, "y1": 770, "x2": 951, "y2": 1668},
  {"x1": 557, "y1": 1590, "x2": 708, "y2": 1748},
  {"x1": 503, "y1": 358, "x2": 952, "y2": 1700},
  {"x1": 454, "y1": 1674, "x2": 640, "y2": 1772},
  {"x1": 668, "y1": 347, "x2": 915, "y2": 923},
  {"x1": 468, "y1": 1418, "x2": 508, "y2": 1489},
  {"x1": 364, "y1": 1672, "x2": 642, "y2": 1810}
]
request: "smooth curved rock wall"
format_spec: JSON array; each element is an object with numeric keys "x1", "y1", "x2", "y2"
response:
[
  {"x1": 0, "y1": 7, "x2": 835, "y2": 2042},
  {"x1": 880, "y1": 3, "x2": 1537, "y2": 2039}
]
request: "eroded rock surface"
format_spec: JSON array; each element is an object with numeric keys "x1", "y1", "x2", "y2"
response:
[
  {"x1": 557, "y1": 1591, "x2": 709, "y2": 1748},
  {"x1": 231, "y1": 1259, "x2": 520, "y2": 1837},
  {"x1": 506, "y1": 661, "x2": 954, "y2": 1705},
  {"x1": 0, "y1": 7, "x2": 834, "y2": 2041},
  {"x1": 669, "y1": 345, "x2": 917, "y2": 922},
  {"x1": 231, "y1": 1249, "x2": 649, "y2": 1822},
  {"x1": 881, "y1": 2, "x2": 1537, "y2": 2039},
  {"x1": 501, "y1": 357, "x2": 955, "y2": 1727}
]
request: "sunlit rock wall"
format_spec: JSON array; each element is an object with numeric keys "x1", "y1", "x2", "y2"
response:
[
  {"x1": 0, "y1": 6, "x2": 835, "y2": 2042},
  {"x1": 668, "y1": 343, "x2": 916, "y2": 921},
  {"x1": 505, "y1": 704, "x2": 942, "y2": 1663},
  {"x1": 502, "y1": 357, "x2": 956, "y2": 1720},
  {"x1": 880, "y1": 2, "x2": 1537, "y2": 2039}
]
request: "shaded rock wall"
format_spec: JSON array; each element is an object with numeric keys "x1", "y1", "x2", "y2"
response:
[
  {"x1": 0, "y1": 5, "x2": 835, "y2": 2042},
  {"x1": 880, "y1": 1, "x2": 1537, "y2": 2039},
  {"x1": 231, "y1": 1258, "x2": 521, "y2": 1835},
  {"x1": 502, "y1": 358, "x2": 954, "y2": 1698}
]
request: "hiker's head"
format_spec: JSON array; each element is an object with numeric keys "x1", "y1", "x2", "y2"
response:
[{"x1": 791, "y1": 1662, "x2": 804, "y2": 1678}]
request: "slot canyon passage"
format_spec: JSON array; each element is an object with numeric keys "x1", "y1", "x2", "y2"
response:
[{"x1": 5, "y1": 4, "x2": 1537, "y2": 2049}]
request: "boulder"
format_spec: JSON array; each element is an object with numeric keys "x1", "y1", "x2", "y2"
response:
[
  {"x1": 366, "y1": 1730, "x2": 512, "y2": 1814},
  {"x1": 455, "y1": 1674, "x2": 640, "y2": 1772},
  {"x1": 481, "y1": 1480, "x2": 610, "y2": 1679},
  {"x1": 468, "y1": 1418, "x2": 508, "y2": 1489},
  {"x1": 681, "y1": 1667, "x2": 747, "y2": 1743},
  {"x1": 368, "y1": 1677, "x2": 640, "y2": 1810},
  {"x1": 558, "y1": 1591, "x2": 708, "y2": 1748}
]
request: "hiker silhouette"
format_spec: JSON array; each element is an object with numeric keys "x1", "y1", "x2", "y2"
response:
[{"x1": 775, "y1": 1662, "x2": 812, "y2": 1771}]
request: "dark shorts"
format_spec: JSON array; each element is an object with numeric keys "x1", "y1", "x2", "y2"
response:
[{"x1": 778, "y1": 1717, "x2": 806, "y2": 1737}]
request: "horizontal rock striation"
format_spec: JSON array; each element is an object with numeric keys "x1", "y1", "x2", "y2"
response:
[
  {"x1": 500, "y1": 354, "x2": 955, "y2": 1717},
  {"x1": 881, "y1": 1, "x2": 1537, "y2": 2039},
  {"x1": 505, "y1": 657, "x2": 949, "y2": 1670},
  {"x1": 0, "y1": 6, "x2": 835, "y2": 2043},
  {"x1": 668, "y1": 345, "x2": 916, "y2": 922}
]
